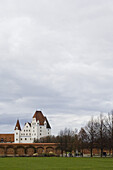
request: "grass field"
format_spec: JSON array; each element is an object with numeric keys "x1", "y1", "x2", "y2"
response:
[{"x1": 0, "y1": 157, "x2": 113, "y2": 170}]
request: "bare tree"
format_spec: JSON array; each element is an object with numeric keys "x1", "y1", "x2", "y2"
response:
[
  {"x1": 105, "y1": 110, "x2": 113, "y2": 156},
  {"x1": 78, "y1": 127, "x2": 88, "y2": 156},
  {"x1": 95, "y1": 114, "x2": 106, "y2": 157},
  {"x1": 58, "y1": 128, "x2": 77, "y2": 156},
  {"x1": 85, "y1": 117, "x2": 96, "y2": 157}
]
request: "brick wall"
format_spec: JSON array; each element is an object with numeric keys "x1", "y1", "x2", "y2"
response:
[{"x1": 0, "y1": 134, "x2": 14, "y2": 143}]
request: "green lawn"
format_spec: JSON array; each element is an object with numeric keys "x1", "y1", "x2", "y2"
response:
[{"x1": 0, "y1": 157, "x2": 113, "y2": 170}]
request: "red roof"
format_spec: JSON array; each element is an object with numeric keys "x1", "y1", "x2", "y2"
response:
[
  {"x1": 33, "y1": 111, "x2": 51, "y2": 129},
  {"x1": 14, "y1": 120, "x2": 21, "y2": 130}
]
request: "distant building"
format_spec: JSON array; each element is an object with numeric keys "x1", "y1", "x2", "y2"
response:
[
  {"x1": 0, "y1": 134, "x2": 14, "y2": 143},
  {"x1": 0, "y1": 111, "x2": 51, "y2": 143},
  {"x1": 14, "y1": 110, "x2": 51, "y2": 143}
]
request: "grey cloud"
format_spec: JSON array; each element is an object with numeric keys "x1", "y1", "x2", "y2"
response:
[{"x1": 0, "y1": 0, "x2": 113, "y2": 135}]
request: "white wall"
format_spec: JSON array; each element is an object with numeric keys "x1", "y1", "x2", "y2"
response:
[
  {"x1": 14, "y1": 129, "x2": 20, "y2": 143},
  {"x1": 20, "y1": 122, "x2": 32, "y2": 143}
]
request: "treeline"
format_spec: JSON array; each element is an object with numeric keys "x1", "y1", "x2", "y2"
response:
[{"x1": 35, "y1": 111, "x2": 113, "y2": 157}]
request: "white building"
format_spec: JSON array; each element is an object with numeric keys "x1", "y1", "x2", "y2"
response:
[{"x1": 14, "y1": 111, "x2": 51, "y2": 143}]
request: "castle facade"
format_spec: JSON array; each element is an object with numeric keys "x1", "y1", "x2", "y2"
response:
[
  {"x1": 0, "y1": 110, "x2": 51, "y2": 143},
  {"x1": 14, "y1": 110, "x2": 51, "y2": 143}
]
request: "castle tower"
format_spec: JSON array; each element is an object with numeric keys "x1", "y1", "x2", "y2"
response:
[
  {"x1": 31, "y1": 111, "x2": 51, "y2": 140},
  {"x1": 14, "y1": 119, "x2": 21, "y2": 143}
]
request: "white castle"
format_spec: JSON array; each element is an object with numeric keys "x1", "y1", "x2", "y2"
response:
[{"x1": 14, "y1": 111, "x2": 51, "y2": 143}]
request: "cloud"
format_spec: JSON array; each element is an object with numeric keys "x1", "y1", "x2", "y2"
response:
[{"x1": 0, "y1": 0, "x2": 113, "y2": 135}]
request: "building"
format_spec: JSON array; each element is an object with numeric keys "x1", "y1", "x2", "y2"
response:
[
  {"x1": 0, "y1": 134, "x2": 14, "y2": 143},
  {"x1": 14, "y1": 110, "x2": 51, "y2": 143},
  {"x1": 0, "y1": 110, "x2": 51, "y2": 143}
]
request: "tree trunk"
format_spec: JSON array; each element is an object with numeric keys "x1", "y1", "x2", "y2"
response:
[
  {"x1": 100, "y1": 148, "x2": 103, "y2": 157},
  {"x1": 90, "y1": 148, "x2": 93, "y2": 157}
]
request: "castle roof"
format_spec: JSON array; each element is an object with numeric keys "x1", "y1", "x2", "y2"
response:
[
  {"x1": 33, "y1": 111, "x2": 51, "y2": 129},
  {"x1": 28, "y1": 122, "x2": 31, "y2": 126},
  {"x1": 24, "y1": 122, "x2": 31, "y2": 127},
  {"x1": 14, "y1": 119, "x2": 21, "y2": 130}
]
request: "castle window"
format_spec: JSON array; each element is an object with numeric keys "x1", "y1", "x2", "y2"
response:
[
  {"x1": 48, "y1": 132, "x2": 49, "y2": 134},
  {"x1": 29, "y1": 133, "x2": 31, "y2": 135},
  {"x1": 25, "y1": 138, "x2": 27, "y2": 140},
  {"x1": 24, "y1": 130, "x2": 25, "y2": 132},
  {"x1": 16, "y1": 133, "x2": 18, "y2": 135},
  {"x1": 26, "y1": 126, "x2": 28, "y2": 128},
  {"x1": 29, "y1": 130, "x2": 30, "y2": 132},
  {"x1": 40, "y1": 133, "x2": 41, "y2": 135},
  {"x1": 16, "y1": 139, "x2": 18, "y2": 141},
  {"x1": 40, "y1": 130, "x2": 42, "y2": 132},
  {"x1": 40, "y1": 127, "x2": 42, "y2": 128},
  {"x1": 26, "y1": 130, "x2": 28, "y2": 132},
  {"x1": 21, "y1": 138, "x2": 22, "y2": 140}
]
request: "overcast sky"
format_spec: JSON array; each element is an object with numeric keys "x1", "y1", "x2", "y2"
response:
[{"x1": 0, "y1": 0, "x2": 113, "y2": 135}]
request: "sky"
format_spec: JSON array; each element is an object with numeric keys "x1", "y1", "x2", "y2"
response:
[{"x1": 0, "y1": 0, "x2": 113, "y2": 135}]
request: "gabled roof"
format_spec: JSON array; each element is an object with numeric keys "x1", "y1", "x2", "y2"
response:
[
  {"x1": 14, "y1": 120, "x2": 21, "y2": 130},
  {"x1": 33, "y1": 111, "x2": 51, "y2": 129},
  {"x1": 45, "y1": 117, "x2": 51, "y2": 129},
  {"x1": 24, "y1": 122, "x2": 31, "y2": 127},
  {"x1": 28, "y1": 122, "x2": 31, "y2": 126}
]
